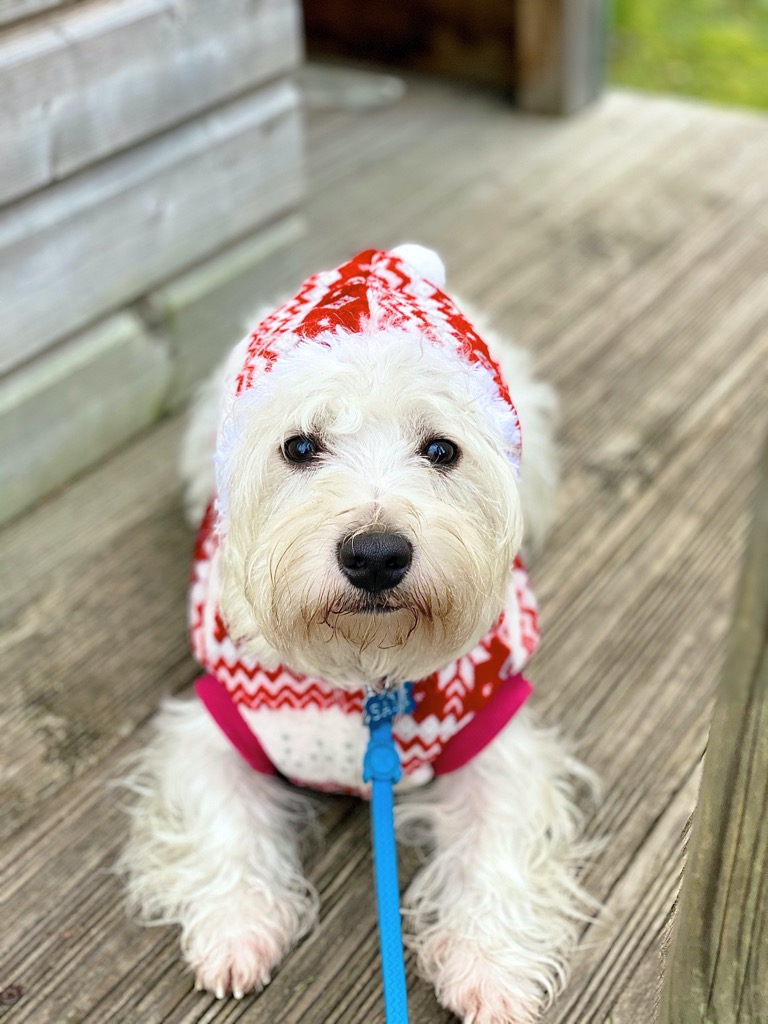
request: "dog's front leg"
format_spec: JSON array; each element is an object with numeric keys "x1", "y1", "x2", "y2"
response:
[
  {"x1": 398, "y1": 709, "x2": 593, "y2": 1024},
  {"x1": 118, "y1": 699, "x2": 317, "y2": 997}
]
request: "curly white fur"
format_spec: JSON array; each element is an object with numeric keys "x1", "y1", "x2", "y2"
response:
[
  {"x1": 117, "y1": 700, "x2": 318, "y2": 997},
  {"x1": 396, "y1": 708, "x2": 597, "y2": 1024},
  {"x1": 119, "y1": 246, "x2": 594, "y2": 1022}
]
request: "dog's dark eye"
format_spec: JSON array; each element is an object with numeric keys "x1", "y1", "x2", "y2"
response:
[
  {"x1": 283, "y1": 435, "x2": 319, "y2": 464},
  {"x1": 422, "y1": 438, "x2": 459, "y2": 467}
]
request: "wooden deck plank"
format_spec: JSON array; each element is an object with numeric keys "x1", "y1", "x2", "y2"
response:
[
  {"x1": 305, "y1": 88, "x2": 768, "y2": 255},
  {"x1": 306, "y1": 92, "x2": 719, "y2": 277},
  {"x1": 0, "y1": 415, "x2": 182, "y2": 616},
  {"x1": 552, "y1": 767, "x2": 703, "y2": 1024},
  {"x1": 659, "y1": 437, "x2": 768, "y2": 1022},
  {"x1": 2, "y1": 82, "x2": 768, "y2": 1023}
]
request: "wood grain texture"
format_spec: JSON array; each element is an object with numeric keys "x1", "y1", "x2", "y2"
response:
[
  {"x1": 0, "y1": 0, "x2": 302, "y2": 206},
  {"x1": 514, "y1": 0, "x2": 605, "y2": 113},
  {"x1": 0, "y1": 0, "x2": 72, "y2": 27},
  {"x1": 0, "y1": 311, "x2": 170, "y2": 523},
  {"x1": 658, "y1": 436, "x2": 768, "y2": 1024},
  {"x1": 2, "y1": 81, "x2": 768, "y2": 1022},
  {"x1": 0, "y1": 79, "x2": 304, "y2": 374},
  {"x1": 142, "y1": 214, "x2": 306, "y2": 409},
  {"x1": 0, "y1": 215, "x2": 306, "y2": 525}
]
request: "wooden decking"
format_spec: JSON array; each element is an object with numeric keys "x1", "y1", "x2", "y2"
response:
[
  {"x1": 3, "y1": 77, "x2": 768, "y2": 1023},
  {"x1": 659, "y1": 436, "x2": 768, "y2": 1022}
]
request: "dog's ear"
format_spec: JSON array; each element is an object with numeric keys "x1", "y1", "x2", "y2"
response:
[
  {"x1": 179, "y1": 332, "x2": 253, "y2": 527},
  {"x1": 389, "y1": 244, "x2": 446, "y2": 289},
  {"x1": 217, "y1": 535, "x2": 285, "y2": 670},
  {"x1": 448, "y1": 296, "x2": 559, "y2": 555},
  {"x1": 485, "y1": 335, "x2": 559, "y2": 556}
]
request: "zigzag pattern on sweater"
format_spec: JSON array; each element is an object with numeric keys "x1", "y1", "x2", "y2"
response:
[{"x1": 189, "y1": 503, "x2": 539, "y2": 787}]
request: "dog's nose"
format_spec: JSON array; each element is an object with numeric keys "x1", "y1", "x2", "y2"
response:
[{"x1": 338, "y1": 531, "x2": 412, "y2": 593}]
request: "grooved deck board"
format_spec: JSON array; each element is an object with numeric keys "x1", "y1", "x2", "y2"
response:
[
  {"x1": 658, "y1": 438, "x2": 768, "y2": 1022},
  {"x1": 2, "y1": 79, "x2": 768, "y2": 1023}
]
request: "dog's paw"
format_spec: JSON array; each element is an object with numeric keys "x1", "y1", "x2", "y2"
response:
[
  {"x1": 191, "y1": 932, "x2": 278, "y2": 999},
  {"x1": 430, "y1": 938, "x2": 544, "y2": 1024},
  {"x1": 185, "y1": 904, "x2": 290, "y2": 999}
]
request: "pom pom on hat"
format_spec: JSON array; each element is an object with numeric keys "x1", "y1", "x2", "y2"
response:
[{"x1": 389, "y1": 244, "x2": 446, "y2": 289}]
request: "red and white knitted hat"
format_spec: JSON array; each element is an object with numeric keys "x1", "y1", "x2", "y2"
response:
[{"x1": 215, "y1": 245, "x2": 522, "y2": 514}]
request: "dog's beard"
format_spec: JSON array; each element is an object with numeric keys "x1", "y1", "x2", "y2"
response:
[
  {"x1": 234, "y1": 539, "x2": 504, "y2": 687},
  {"x1": 220, "y1": 489, "x2": 518, "y2": 688},
  {"x1": 308, "y1": 580, "x2": 439, "y2": 631},
  {"x1": 304, "y1": 580, "x2": 447, "y2": 667},
  {"x1": 268, "y1": 587, "x2": 479, "y2": 687}
]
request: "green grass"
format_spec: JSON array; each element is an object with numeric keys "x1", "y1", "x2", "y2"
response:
[{"x1": 610, "y1": 0, "x2": 768, "y2": 110}]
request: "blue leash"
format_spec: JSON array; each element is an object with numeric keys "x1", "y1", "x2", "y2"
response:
[{"x1": 363, "y1": 683, "x2": 415, "y2": 1024}]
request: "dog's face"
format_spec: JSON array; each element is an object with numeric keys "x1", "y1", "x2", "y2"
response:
[{"x1": 217, "y1": 326, "x2": 523, "y2": 688}]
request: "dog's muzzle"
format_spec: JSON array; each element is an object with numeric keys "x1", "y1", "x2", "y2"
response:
[{"x1": 338, "y1": 531, "x2": 412, "y2": 594}]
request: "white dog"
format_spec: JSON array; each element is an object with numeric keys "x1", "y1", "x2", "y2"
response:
[{"x1": 119, "y1": 245, "x2": 594, "y2": 1024}]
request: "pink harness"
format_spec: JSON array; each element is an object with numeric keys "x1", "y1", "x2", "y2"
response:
[{"x1": 192, "y1": 248, "x2": 539, "y2": 795}]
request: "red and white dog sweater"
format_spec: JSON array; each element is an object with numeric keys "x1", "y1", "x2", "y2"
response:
[{"x1": 192, "y1": 246, "x2": 539, "y2": 796}]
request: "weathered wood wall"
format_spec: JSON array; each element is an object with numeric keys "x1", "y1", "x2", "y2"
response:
[
  {"x1": 0, "y1": 0, "x2": 302, "y2": 205},
  {"x1": 0, "y1": 0, "x2": 71, "y2": 26},
  {"x1": 0, "y1": 0, "x2": 306, "y2": 525}
]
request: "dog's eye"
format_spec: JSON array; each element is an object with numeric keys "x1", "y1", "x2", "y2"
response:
[
  {"x1": 283, "y1": 435, "x2": 319, "y2": 464},
  {"x1": 421, "y1": 438, "x2": 459, "y2": 467}
]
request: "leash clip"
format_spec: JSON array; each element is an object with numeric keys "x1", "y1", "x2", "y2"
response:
[{"x1": 362, "y1": 684, "x2": 414, "y2": 784}]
